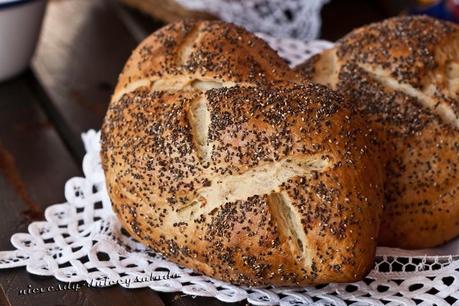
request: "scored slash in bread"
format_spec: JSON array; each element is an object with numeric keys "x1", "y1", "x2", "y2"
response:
[
  {"x1": 296, "y1": 16, "x2": 459, "y2": 249},
  {"x1": 101, "y1": 20, "x2": 384, "y2": 286}
]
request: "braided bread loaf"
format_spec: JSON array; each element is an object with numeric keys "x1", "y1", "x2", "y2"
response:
[
  {"x1": 296, "y1": 16, "x2": 459, "y2": 249},
  {"x1": 101, "y1": 20, "x2": 384, "y2": 286}
]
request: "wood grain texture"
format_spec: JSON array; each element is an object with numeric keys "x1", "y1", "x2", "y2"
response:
[
  {"x1": 0, "y1": 74, "x2": 92, "y2": 306},
  {"x1": 32, "y1": 0, "x2": 138, "y2": 160},
  {"x1": 120, "y1": 0, "x2": 213, "y2": 23},
  {"x1": 0, "y1": 73, "x2": 167, "y2": 306}
]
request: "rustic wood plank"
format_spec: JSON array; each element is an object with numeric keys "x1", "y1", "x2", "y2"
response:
[
  {"x1": 119, "y1": 0, "x2": 211, "y2": 23},
  {"x1": 32, "y1": 0, "x2": 139, "y2": 160},
  {"x1": 0, "y1": 72, "x2": 165, "y2": 306},
  {"x1": 0, "y1": 73, "x2": 92, "y2": 306}
]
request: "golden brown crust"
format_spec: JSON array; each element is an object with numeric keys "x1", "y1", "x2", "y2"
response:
[
  {"x1": 113, "y1": 19, "x2": 303, "y2": 101},
  {"x1": 296, "y1": 16, "x2": 459, "y2": 249},
  {"x1": 101, "y1": 20, "x2": 384, "y2": 286},
  {"x1": 335, "y1": 16, "x2": 459, "y2": 93}
]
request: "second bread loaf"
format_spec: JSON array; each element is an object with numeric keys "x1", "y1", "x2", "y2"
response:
[{"x1": 297, "y1": 16, "x2": 459, "y2": 249}]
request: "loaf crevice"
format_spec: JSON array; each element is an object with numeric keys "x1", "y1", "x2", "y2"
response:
[
  {"x1": 112, "y1": 76, "x2": 252, "y2": 102},
  {"x1": 176, "y1": 23, "x2": 204, "y2": 65},
  {"x1": 267, "y1": 191, "x2": 310, "y2": 266},
  {"x1": 312, "y1": 49, "x2": 339, "y2": 88},
  {"x1": 359, "y1": 63, "x2": 459, "y2": 129},
  {"x1": 187, "y1": 95, "x2": 212, "y2": 161},
  {"x1": 446, "y1": 61, "x2": 459, "y2": 96},
  {"x1": 177, "y1": 156, "x2": 330, "y2": 220}
]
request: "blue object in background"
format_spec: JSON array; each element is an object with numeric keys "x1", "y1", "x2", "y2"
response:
[{"x1": 409, "y1": 0, "x2": 459, "y2": 22}]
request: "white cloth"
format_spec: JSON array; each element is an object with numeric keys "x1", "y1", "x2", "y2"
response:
[{"x1": 175, "y1": 0, "x2": 329, "y2": 40}]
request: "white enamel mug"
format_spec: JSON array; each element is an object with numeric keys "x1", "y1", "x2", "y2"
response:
[{"x1": 0, "y1": 0, "x2": 46, "y2": 81}]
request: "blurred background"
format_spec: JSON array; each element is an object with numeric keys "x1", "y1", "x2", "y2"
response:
[
  {"x1": 2, "y1": 0, "x2": 459, "y2": 84},
  {"x1": 117, "y1": 0, "x2": 459, "y2": 40},
  {"x1": 2, "y1": 0, "x2": 459, "y2": 83}
]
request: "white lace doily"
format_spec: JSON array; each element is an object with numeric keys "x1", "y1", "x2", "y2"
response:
[
  {"x1": 1, "y1": 38, "x2": 459, "y2": 306},
  {"x1": 175, "y1": 0, "x2": 329, "y2": 40},
  {"x1": 257, "y1": 34, "x2": 333, "y2": 68}
]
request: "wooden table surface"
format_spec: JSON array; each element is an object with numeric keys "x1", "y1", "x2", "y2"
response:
[{"x1": 0, "y1": 1, "x2": 389, "y2": 305}]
